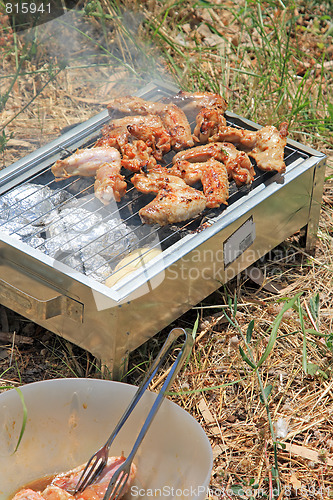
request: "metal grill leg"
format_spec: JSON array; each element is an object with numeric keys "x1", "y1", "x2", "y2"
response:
[
  {"x1": 101, "y1": 350, "x2": 129, "y2": 381},
  {"x1": 305, "y1": 159, "x2": 326, "y2": 253}
]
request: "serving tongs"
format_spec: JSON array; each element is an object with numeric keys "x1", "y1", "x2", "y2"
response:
[{"x1": 74, "y1": 327, "x2": 193, "y2": 500}]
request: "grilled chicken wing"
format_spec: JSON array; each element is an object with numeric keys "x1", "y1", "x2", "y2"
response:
[
  {"x1": 173, "y1": 142, "x2": 255, "y2": 186},
  {"x1": 249, "y1": 122, "x2": 288, "y2": 173},
  {"x1": 210, "y1": 126, "x2": 257, "y2": 149},
  {"x1": 170, "y1": 158, "x2": 229, "y2": 208},
  {"x1": 95, "y1": 115, "x2": 168, "y2": 168},
  {"x1": 165, "y1": 91, "x2": 228, "y2": 145},
  {"x1": 51, "y1": 147, "x2": 121, "y2": 179},
  {"x1": 131, "y1": 165, "x2": 169, "y2": 194},
  {"x1": 51, "y1": 147, "x2": 126, "y2": 203},
  {"x1": 121, "y1": 140, "x2": 157, "y2": 172},
  {"x1": 133, "y1": 166, "x2": 207, "y2": 225},
  {"x1": 139, "y1": 181, "x2": 207, "y2": 226},
  {"x1": 106, "y1": 114, "x2": 163, "y2": 129},
  {"x1": 127, "y1": 122, "x2": 171, "y2": 160},
  {"x1": 165, "y1": 90, "x2": 228, "y2": 113},
  {"x1": 211, "y1": 122, "x2": 288, "y2": 173},
  {"x1": 94, "y1": 162, "x2": 127, "y2": 204},
  {"x1": 95, "y1": 115, "x2": 165, "y2": 150},
  {"x1": 107, "y1": 97, "x2": 193, "y2": 151},
  {"x1": 94, "y1": 125, "x2": 130, "y2": 150},
  {"x1": 193, "y1": 107, "x2": 227, "y2": 144},
  {"x1": 107, "y1": 96, "x2": 162, "y2": 116},
  {"x1": 156, "y1": 103, "x2": 193, "y2": 151}
]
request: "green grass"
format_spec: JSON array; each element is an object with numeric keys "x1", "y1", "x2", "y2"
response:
[
  {"x1": 1, "y1": 0, "x2": 332, "y2": 152},
  {"x1": 143, "y1": 0, "x2": 333, "y2": 145}
]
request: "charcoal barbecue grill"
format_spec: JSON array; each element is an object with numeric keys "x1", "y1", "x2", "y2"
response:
[{"x1": 0, "y1": 81, "x2": 326, "y2": 378}]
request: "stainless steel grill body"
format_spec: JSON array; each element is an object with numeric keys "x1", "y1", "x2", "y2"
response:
[{"x1": 0, "y1": 82, "x2": 326, "y2": 378}]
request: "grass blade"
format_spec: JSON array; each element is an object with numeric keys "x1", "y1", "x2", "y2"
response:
[
  {"x1": 257, "y1": 293, "x2": 303, "y2": 368},
  {"x1": 259, "y1": 384, "x2": 273, "y2": 405},
  {"x1": 308, "y1": 293, "x2": 320, "y2": 328},
  {"x1": 246, "y1": 319, "x2": 255, "y2": 343},
  {"x1": 233, "y1": 290, "x2": 238, "y2": 318},
  {"x1": 298, "y1": 299, "x2": 308, "y2": 374},
  {"x1": 191, "y1": 314, "x2": 200, "y2": 340},
  {"x1": 239, "y1": 345, "x2": 257, "y2": 369},
  {"x1": 12, "y1": 388, "x2": 27, "y2": 454}
]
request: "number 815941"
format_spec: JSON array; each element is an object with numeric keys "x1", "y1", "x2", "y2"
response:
[{"x1": 6, "y1": 3, "x2": 51, "y2": 14}]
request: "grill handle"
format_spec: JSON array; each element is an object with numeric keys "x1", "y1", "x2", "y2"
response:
[{"x1": 0, "y1": 278, "x2": 83, "y2": 323}]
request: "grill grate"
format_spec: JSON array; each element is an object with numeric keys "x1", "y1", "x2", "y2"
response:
[{"x1": 0, "y1": 114, "x2": 310, "y2": 284}]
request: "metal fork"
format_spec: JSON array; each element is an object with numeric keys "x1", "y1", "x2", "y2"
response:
[{"x1": 74, "y1": 327, "x2": 193, "y2": 495}]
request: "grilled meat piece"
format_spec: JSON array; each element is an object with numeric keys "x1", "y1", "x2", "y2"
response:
[
  {"x1": 105, "y1": 114, "x2": 163, "y2": 129},
  {"x1": 96, "y1": 114, "x2": 165, "y2": 166},
  {"x1": 193, "y1": 107, "x2": 227, "y2": 144},
  {"x1": 133, "y1": 166, "x2": 207, "y2": 225},
  {"x1": 163, "y1": 90, "x2": 228, "y2": 142},
  {"x1": 139, "y1": 181, "x2": 207, "y2": 226},
  {"x1": 156, "y1": 103, "x2": 193, "y2": 151},
  {"x1": 107, "y1": 96, "x2": 162, "y2": 116},
  {"x1": 95, "y1": 115, "x2": 168, "y2": 167},
  {"x1": 42, "y1": 486, "x2": 74, "y2": 500},
  {"x1": 95, "y1": 115, "x2": 165, "y2": 150},
  {"x1": 211, "y1": 122, "x2": 289, "y2": 173},
  {"x1": 131, "y1": 165, "x2": 169, "y2": 194},
  {"x1": 52, "y1": 457, "x2": 136, "y2": 500},
  {"x1": 51, "y1": 147, "x2": 126, "y2": 203},
  {"x1": 107, "y1": 96, "x2": 193, "y2": 151},
  {"x1": 173, "y1": 142, "x2": 255, "y2": 186},
  {"x1": 249, "y1": 123, "x2": 288, "y2": 173},
  {"x1": 127, "y1": 122, "x2": 171, "y2": 160},
  {"x1": 121, "y1": 140, "x2": 157, "y2": 172},
  {"x1": 12, "y1": 458, "x2": 136, "y2": 500},
  {"x1": 95, "y1": 125, "x2": 129, "y2": 150},
  {"x1": 94, "y1": 162, "x2": 127, "y2": 204},
  {"x1": 51, "y1": 147, "x2": 121, "y2": 179},
  {"x1": 12, "y1": 490, "x2": 46, "y2": 500},
  {"x1": 164, "y1": 90, "x2": 228, "y2": 113},
  {"x1": 170, "y1": 158, "x2": 229, "y2": 208},
  {"x1": 210, "y1": 126, "x2": 257, "y2": 149}
]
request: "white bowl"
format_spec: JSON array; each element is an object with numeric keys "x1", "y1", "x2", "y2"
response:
[{"x1": 0, "y1": 379, "x2": 212, "y2": 500}]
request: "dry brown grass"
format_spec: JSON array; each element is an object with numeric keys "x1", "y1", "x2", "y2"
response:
[{"x1": 144, "y1": 226, "x2": 333, "y2": 496}]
